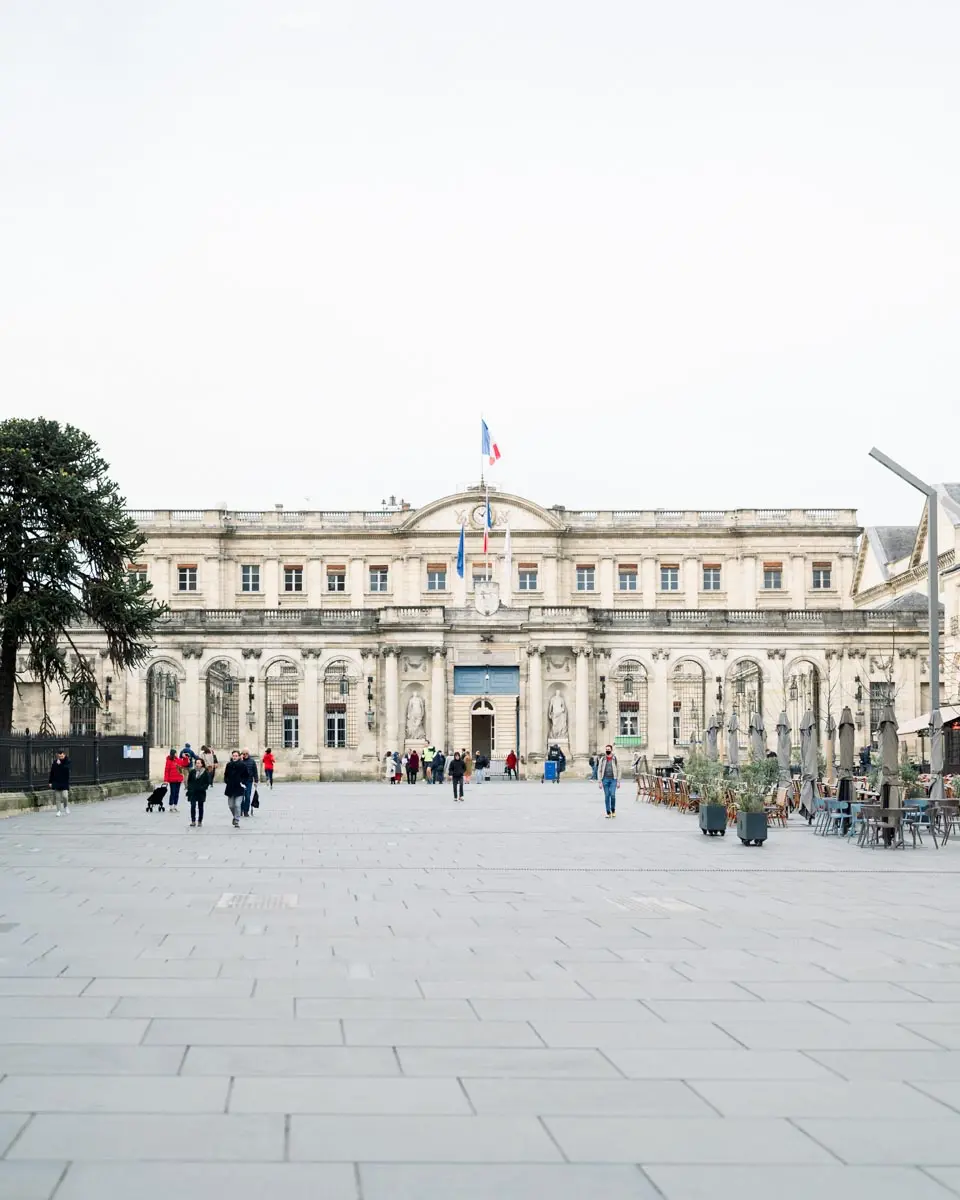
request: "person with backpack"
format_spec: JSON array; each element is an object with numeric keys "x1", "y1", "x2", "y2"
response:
[
  {"x1": 186, "y1": 760, "x2": 212, "y2": 828},
  {"x1": 432, "y1": 748, "x2": 446, "y2": 785},
  {"x1": 48, "y1": 750, "x2": 71, "y2": 816},
  {"x1": 598, "y1": 744, "x2": 620, "y2": 818},
  {"x1": 449, "y1": 750, "x2": 466, "y2": 801},
  {"x1": 201, "y1": 745, "x2": 218, "y2": 781}
]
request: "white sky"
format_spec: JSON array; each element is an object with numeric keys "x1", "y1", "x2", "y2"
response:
[{"x1": 2, "y1": 0, "x2": 958, "y2": 525}]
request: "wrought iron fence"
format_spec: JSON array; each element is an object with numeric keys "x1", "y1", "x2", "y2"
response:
[{"x1": 0, "y1": 733, "x2": 149, "y2": 793}]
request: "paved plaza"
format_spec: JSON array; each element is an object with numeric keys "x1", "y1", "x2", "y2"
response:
[{"x1": 2, "y1": 780, "x2": 960, "y2": 1197}]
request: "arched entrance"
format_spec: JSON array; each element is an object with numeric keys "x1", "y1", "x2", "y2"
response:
[
  {"x1": 471, "y1": 699, "x2": 495, "y2": 759},
  {"x1": 147, "y1": 664, "x2": 180, "y2": 748},
  {"x1": 728, "y1": 660, "x2": 763, "y2": 751},
  {"x1": 789, "y1": 659, "x2": 821, "y2": 748},
  {"x1": 670, "y1": 660, "x2": 706, "y2": 749}
]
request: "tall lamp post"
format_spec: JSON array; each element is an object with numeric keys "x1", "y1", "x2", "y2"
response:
[{"x1": 868, "y1": 448, "x2": 939, "y2": 721}]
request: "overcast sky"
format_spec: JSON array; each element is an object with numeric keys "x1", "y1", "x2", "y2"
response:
[{"x1": 2, "y1": 0, "x2": 957, "y2": 525}]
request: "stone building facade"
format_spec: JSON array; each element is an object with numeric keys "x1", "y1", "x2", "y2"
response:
[{"x1": 11, "y1": 487, "x2": 951, "y2": 779}]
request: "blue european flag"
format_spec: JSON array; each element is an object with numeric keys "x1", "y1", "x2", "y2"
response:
[{"x1": 456, "y1": 524, "x2": 465, "y2": 578}]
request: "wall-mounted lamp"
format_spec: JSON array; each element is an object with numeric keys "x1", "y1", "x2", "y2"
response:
[
  {"x1": 104, "y1": 676, "x2": 113, "y2": 708},
  {"x1": 855, "y1": 674, "x2": 865, "y2": 730},
  {"x1": 598, "y1": 675, "x2": 607, "y2": 727},
  {"x1": 715, "y1": 676, "x2": 723, "y2": 708},
  {"x1": 246, "y1": 676, "x2": 256, "y2": 729},
  {"x1": 366, "y1": 675, "x2": 375, "y2": 730}
]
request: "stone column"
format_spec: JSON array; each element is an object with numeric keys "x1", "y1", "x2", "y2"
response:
[
  {"x1": 683, "y1": 556, "x2": 698, "y2": 609},
  {"x1": 431, "y1": 649, "x2": 447, "y2": 748},
  {"x1": 791, "y1": 554, "x2": 806, "y2": 608},
  {"x1": 641, "y1": 557, "x2": 657, "y2": 602},
  {"x1": 301, "y1": 651, "x2": 320, "y2": 757},
  {"x1": 384, "y1": 648, "x2": 400, "y2": 751},
  {"x1": 648, "y1": 651, "x2": 671, "y2": 757},
  {"x1": 839, "y1": 554, "x2": 855, "y2": 609},
  {"x1": 575, "y1": 647, "x2": 590, "y2": 757},
  {"x1": 180, "y1": 650, "x2": 202, "y2": 746},
  {"x1": 264, "y1": 559, "x2": 280, "y2": 607},
  {"x1": 599, "y1": 557, "x2": 615, "y2": 607},
  {"x1": 527, "y1": 645, "x2": 543, "y2": 759},
  {"x1": 349, "y1": 558, "x2": 365, "y2": 607}
]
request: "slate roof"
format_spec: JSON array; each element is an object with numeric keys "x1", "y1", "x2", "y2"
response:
[
  {"x1": 871, "y1": 526, "x2": 917, "y2": 567},
  {"x1": 879, "y1": 590, "x2": 944, "y2": 614}
]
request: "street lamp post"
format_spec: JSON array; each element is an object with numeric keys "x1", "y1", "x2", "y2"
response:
[{"x1": 868, "y1": 448, "x2": 939, "y2": 723}]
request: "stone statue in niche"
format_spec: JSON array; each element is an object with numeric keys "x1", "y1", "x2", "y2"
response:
[
  {"x1": 547, "y1": 691, "x2": 568, "y2": 741},
  {"x1": 405, "y1": 692, "x2": 427, "y2": 741}
]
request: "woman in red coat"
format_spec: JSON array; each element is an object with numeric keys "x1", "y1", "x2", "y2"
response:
[
  {"x1": 505, "y1": 750, "x2": 518, "y2": 780},
  {"x1": 162, "y1": 749, "x2": 190, "y2": 812},
  {"x1": 262, "y1": 748, "x2": 276, "y2": 789}
]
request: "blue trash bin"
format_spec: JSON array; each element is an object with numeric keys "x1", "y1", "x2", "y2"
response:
[{"x1": 543, "y1": 760, "x2": 558, "y2": 783}]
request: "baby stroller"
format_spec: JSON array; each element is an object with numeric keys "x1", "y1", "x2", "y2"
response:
[{"x1": 145, "y1": 785, "x2": 168, "y2": 813}]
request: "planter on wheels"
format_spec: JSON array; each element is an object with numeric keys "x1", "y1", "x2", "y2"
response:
[
  {"x1": 737, "y1": 811, "x2": 767, "y2": 846},
  {"x1": 699, "y1": 804, "x2": 727, "y2": 837}
]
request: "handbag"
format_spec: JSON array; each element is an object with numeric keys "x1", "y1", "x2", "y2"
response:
[{"x1": 252, "y1": 789, "x2": 260, "y2": 809}]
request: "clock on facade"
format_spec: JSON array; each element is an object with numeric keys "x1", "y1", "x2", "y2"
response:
[{"x1": 470, "y1": 504, "x2": 490, "y2": 529}]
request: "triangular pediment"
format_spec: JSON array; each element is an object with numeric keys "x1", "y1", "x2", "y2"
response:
[{"x1": 398, "y1": 491, "x2": 565, "y2": 534}]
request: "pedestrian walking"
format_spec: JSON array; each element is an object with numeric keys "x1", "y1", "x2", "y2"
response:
[
  {"x1": 163, "y1": 748, "x2": 190, "y2": 812},
  {"x1": 449, "y1": 750, "x2": 466, "y2": 801},
  {"x1": 386, "y1": 752, "x2": 397, "y2": 783},
  {"x1": 505, "y1": 749, "x2": 518, "y2": 780},
  {"x1": 201, "y1": 745, "x2": 218, "y2": 781},
  {"x1": 598, "y1": 743, "x2": 620, "y2": 817},
  {"x1": 432, "y1": 748, "x2": 446, "y2": 785},
  {"x1": 223, "y1": 751, "x2": 244, "y2": 827},
  {"x1": 474, "y1": 751, "x2": 485, "y2": 786},
  {"x1": 407, "y1": 749, "x2": 420, "y2": 784},
  {"x1": 186, "y1": 760, "x2": 212, "y2": 827},
  {"x1": 179, "y1": 742, "x2": 199, "y2": 765},
  {"x1": 48, "y1": 750, "x2": 70, "y2": 815},
  {"x1": 262, "y1": 748, "x2": 276, "y2": 788},
  {"x1": 392, "y1": 751, "x2": 402, "y2": 783},
  {"x1": 463, "y1": 750, "x2": 472, "y2": 781},
  {"x1": 589, "y1": 754, "x2": 599, "y2": 781},
  {"x1": 239, "y1": 749, "x2": 258, "y2": 817}
]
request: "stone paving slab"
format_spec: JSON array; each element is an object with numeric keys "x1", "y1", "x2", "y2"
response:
[{"x1": 4, "y1": 779, "x2": 960, "y2": 1195}]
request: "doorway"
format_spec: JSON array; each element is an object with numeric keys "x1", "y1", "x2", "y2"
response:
[{"x1": 471, "y1": 700, "x2": 495, "y2": 759}]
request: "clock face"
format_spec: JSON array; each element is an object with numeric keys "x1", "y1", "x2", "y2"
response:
[{"x1": 471, "y1": 504, "x2": 489, "y2": 529}]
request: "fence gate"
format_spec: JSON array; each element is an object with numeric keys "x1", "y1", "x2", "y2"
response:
[
  {"x1": 206, "y1": 660, "x2": 240, "y2": 751},
  {"x1": 147, "y1": 665, "x2": 180, "y2": 748}
]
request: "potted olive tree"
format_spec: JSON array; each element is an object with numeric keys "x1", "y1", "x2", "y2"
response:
[
  {"x1": 698, "y1": 769, "x2": 728, "y2": 837},
  {"x1": 736, "y1": 758, "x2": 778, "y2": 846}
]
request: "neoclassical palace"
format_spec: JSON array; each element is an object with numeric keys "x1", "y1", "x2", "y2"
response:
[{"x1": 12, "y1": 485, "x2": 960, "y2": 779}]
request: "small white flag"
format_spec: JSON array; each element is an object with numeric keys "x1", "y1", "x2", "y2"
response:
[{"x1": 502, "y1": 524, "x2": 512, "y2": 590}]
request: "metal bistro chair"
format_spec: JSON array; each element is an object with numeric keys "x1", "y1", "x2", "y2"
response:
[
  {"x1": 903, "y1": 797, "x2": 937, "y2": 848},
  {"x1": 936, "y1": 801, "x2": 960, "y2": 844},
  {"x1": 820, "y1": 796, "x2": 846, "y2": 837}
]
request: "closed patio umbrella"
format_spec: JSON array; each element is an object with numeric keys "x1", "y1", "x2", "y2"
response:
[
  {"x1": 878, "y1": 703, "x2": 902, "y2": 820},
  {"x1": 705, "y1": 714, "x2": 719, "y2": 762},
  {"x1": 726, "y1": 712, "x2": 740, "y2": 772},
  {"x1": 824, "y1": 714, "x2": 837, "y2": 784},
  {"x1": 749, "y1": 711, "x2": 766, "y2": 762},
  {"x1": 837, "y1": 705, "x2": 856, "y2": 819},
  {"x1": 776, "y1": 711, "x2": 792, "y2": 784},
  {"x1": 799, "y1": 708, "x2": 818, "y2": 821},
  {"x1": 929, "y1": 709, "x2": 945, "y2": 804}
]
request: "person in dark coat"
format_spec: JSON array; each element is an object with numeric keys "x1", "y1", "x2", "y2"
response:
[
  {"x1": 186, "y1": 762, "x2": 212, "y2": 828},
  {"x1": 449, "y1": 751, "x2": 466, "y2": 801},
  {"x1": 239, "y1": 749, "x2": 259, "y2": 817},
  {"x1": 432, "y1": 749, "x2": 446, "y2": 785},
  {"x1": 223, "y1": 751, "x2": 245, "y2": 828},
  {"x1": 48, "y1": 751, "x2": 71, "y2": 815},
  {"x1": 407, "y1": 749, "x2": 420, "y2": 784}
]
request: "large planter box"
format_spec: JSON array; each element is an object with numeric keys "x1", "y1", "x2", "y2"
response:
[
  {"x1": 699, "y1": 804, "x2": 727, "y2": 836},
  {"x1": 737, "y1": 811, "x2": 768, "y2": 845}
]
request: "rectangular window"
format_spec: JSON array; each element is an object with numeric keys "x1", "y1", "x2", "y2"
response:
[
  {"x1": 762, "y1": 562, "x2": 783, "y2": 590},
  {"x1": 283, "y1": 566, "x2": 303, "y2": 592},
  {"x1": 619, "y1": 701, "x2": 639, "y2": 736},
  {"x1": 426, "y1": 566, "x2": 447, "y2": 591},
  {"x1": 576, "y1": 565, "x2": 596, "y2": 592},
  {"x1": 177, "y1": 565, "x2": 197, "y2": 592},
  {"x1": 869, "y1": 681, "x2": 894, "y2": 741},
  {"x1": 240, "y1": 564, "x2": 260, "y2": 593},
  {"x1": 660, "y1": 564, "x2": 680, "y2": 591},
  {"x1": 702, "y1": 565, "x2": 721, "y2": 591},
  {"x1": 128, "y1": 565, "x2": 147, "y2": 587},
  {"x1": 325, "y1": 705, "x2": 347, "y2": 748},
  {"x1": 327, "y1": 567, "x2": 346, "y2": 593},
  {"x1": 618, "y1": 565, "x2": 638, "y2": 591},
  {"x1": 282, "y1": 704, "x2": 299, "y2": 749},
  {"x1": 812, "y1": 562, "x2": 832, "y2": 590},
  {"x1": 672, "y1": 699, "x2": 682, "y2": 743},
  {"x1": 518, "y1": 565, "x2": 539, "y2": 591},
  {"x1": 472, "y1": 570, "x2": 487, "y2": 589},
  {"x1": 369, "y1": 566, "x2": 388, "y2": 593}
]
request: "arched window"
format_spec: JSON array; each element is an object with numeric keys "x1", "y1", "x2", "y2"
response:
[
  {"x1": 612, "y1": 659, "x2": 648, "y2": 746},
  {"x1": 324, "y1": 659, "x2": 358, "y2": 749},
  {"x1": 265, "y1": 660, "x2": 300, "y2": 749},
  {"x1": 206, "y1": 659, "x2": 240, "y2": 751},
  {"x1": 147, "y1": 664, "x2": 180, "y2": 747},
  {"x1": 788, "y1": 659, "x2": 821, "y2": 747},
  {"x1": 728, "y1": 660, "x2": 763, "y2": 750},
  {"x1": 670, "y1": 660, "x2": 705, "y2": 748}
]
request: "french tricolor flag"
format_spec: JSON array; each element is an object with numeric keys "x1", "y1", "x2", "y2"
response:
[{"x1": 481, "y1": 419, "x2": 501, "y2": 466}]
